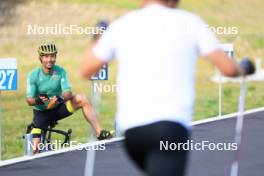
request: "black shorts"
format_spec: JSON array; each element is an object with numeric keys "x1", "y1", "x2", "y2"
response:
[
  {"x1": 124, "y1": 121, "x2": 189, "y2": 176},
  {"x1": 32, "y1": 102, "x2": 73, "y2": 131}
]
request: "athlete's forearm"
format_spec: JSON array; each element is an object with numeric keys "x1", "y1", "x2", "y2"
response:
[
  {"x1": 26, "y1": 96, "x2": 48, "y2": 106},
  {"x1": 26, "y1": 97, "x2": 38, "y2": 106}
]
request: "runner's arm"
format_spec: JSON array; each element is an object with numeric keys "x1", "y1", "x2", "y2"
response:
[
  {"x1": 194, "y1": 17, "x2": 244, "y2": 77},
  {"x1": 206, "y1": 50, "x2": 244, "y2": 77},
  {"x1": 81, "y1": 22, "x2": 116, "y2": 78},
  {"x1": 81, "y1": 48, "x2": 106, "y2": 78}
]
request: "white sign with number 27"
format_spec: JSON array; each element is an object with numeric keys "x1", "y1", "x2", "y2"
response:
[{"x1": 0, "y1": 58, "x2": 18, "y2": 91}]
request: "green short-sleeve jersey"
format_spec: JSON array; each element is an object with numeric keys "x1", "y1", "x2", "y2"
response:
[{"x1": 26, "y1": 65, "x2": 71, "y2": 111}]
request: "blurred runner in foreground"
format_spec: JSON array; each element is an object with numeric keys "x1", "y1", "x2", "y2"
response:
[{"x1": 81, "y1": 0, "x2": 255, "y2": 175}]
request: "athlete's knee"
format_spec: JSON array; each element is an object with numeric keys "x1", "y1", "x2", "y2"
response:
[{"x1": 74, "y1": 94, "x2": 90, "y2": 107}]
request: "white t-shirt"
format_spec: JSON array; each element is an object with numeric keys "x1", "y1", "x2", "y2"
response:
[{"x1": 93, "y1": 4, "x2": 220, "y2": 132}]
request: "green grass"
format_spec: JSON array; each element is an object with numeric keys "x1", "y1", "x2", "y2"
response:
[
  {"x1": 0, "y1": 0, "x2": 264, "y2": 160},
  {"x1": 22, "y1": 0, "x2": 140, "y2": 9}
]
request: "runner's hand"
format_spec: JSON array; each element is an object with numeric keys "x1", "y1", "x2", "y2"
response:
[{"x1": 239, "y1": 58, "x2": 255, "y2": 75}]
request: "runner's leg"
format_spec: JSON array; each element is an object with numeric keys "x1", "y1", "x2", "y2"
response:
[{"x1": 124, "y1": 121, "x2": 189, "y2": 176}]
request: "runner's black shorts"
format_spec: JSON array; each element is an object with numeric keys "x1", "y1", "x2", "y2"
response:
[
  {"x1": 31, "y1": 101, "x2": 74, "y2": 138},
  {"x1": 124, "y1": 121, "x2": 189, "y2": 176}
]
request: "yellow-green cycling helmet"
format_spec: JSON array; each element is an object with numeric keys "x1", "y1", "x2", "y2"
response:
[{"x1": 38, "y1": 43, "x2": 58, "y2": 56}]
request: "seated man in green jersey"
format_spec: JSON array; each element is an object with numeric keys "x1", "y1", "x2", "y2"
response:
[{"x1": 26, "y1": 43, "x2": 111, "y2": 154}]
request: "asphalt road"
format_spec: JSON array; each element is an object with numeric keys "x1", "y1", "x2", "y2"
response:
[{"x1": 1, "y1": 111, "x2": 264, "y2": 176}]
